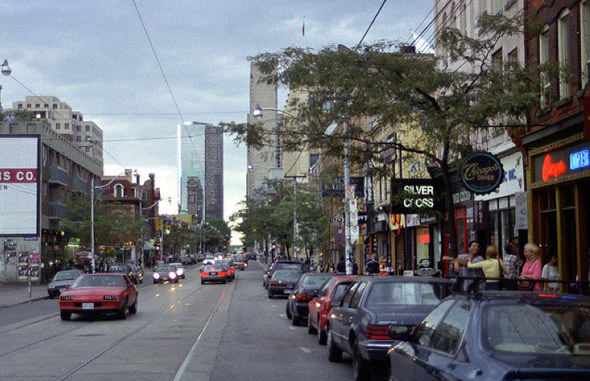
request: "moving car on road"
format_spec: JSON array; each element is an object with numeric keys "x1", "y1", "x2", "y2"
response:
[
  {"x1": 200, "y1": 264, "x2": 228, "y2": 284},
  {"x1": 58, "y1": 273, "x2": 138, "y2": 320},
  {"x1": 327, "y1": 276, "x2": 453, "y2": 380},
  {"x1": 47, "y1": 269, "x2": 84, "y2": 298},
  {"x1": 152, "y1": 265, "x2": 179, "y2": 284},
  {"x1": 170, "y1": 262, "x2": 186, "y2": 279},
  {"x1": 286, "y1": 272, "x2": 334, "y2": 326},
  {"x1": 387, "y1": 290, "x2": 590, "y2": 381},
  {"x1": 308, "y1": 275, "x2": 361, "y2": 344},
  {"x1": 263, "y1": 260, "x2": 304, "y2": 288}
]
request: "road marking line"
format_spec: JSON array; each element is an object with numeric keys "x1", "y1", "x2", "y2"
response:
[
  {"x1": 289, "y1": 326, "x2": 296, "y2": 331},
  {"x1": 299, "y1": 347, "x2": 311, "y2": 353}
]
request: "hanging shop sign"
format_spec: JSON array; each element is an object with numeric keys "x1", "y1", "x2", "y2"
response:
[
  {"x1": 532, "y1": 141, "x2": 590, "y2": 184},
  {"x1": 475, "y1": 152, "x2": 525, "y2": 201},
  {"x1": 391, "y1": 179, "x2": 442, "y2": 214},
  {"x1": 460, "y1": 151, "x2": 504, "y2": 195},
  {"x1": 465, "y1": 200, "x2": 488, "y2": 230}
]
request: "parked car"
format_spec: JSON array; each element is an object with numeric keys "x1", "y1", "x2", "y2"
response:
[
  {"x1": 267, "y1": 270, "x2": 302, "y2": 298},
  {"x1": 286, "y1": 272, "x2": 334, "y2": 326},
  {"x1": 152, "y1": 265, "x2": 179, "y2": 284},
  {"x1": 263, "y1": 260, "x2": 304, "y2": 288},
  {"x1": 58, "y1": 273, "x2": 138, "y2": 320},
  {"x1": 170, "y1": 262, "x2": 186, "y2": 279},
  {"x1": 308, "y1": 275, "x2": 361, "y2": 344},
  {"x1": 386, "y1": 290, "x2": 590, "y2": 381},
  {"x1": 327, "y1": 276, "x2": 453, "y2": 381},
  {"x1": 200, "y1": 264, "x2": 228, "y2": 284},
  {"x1": 47, "y1": 269, "x2": 84, "y2": 298}
]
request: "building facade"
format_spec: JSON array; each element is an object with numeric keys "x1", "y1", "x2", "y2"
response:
[
  {"x1": 11, "y1": 96, "x2": 104, "y2": 165},
  {"x1": 177, "y1": 122, "x2": 223, "y2": 221},
  {"x1": 0, "y1": 120, "x2": 102, "y2": 283}
]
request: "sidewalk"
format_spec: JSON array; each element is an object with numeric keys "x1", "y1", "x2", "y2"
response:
[{"x1": 0, "y1": 282, "x2": 48, "y2": 308}]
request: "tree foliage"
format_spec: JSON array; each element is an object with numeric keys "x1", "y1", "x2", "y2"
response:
[{"x1": 227, "y1": 11, "x2": 541, "y2": 257}]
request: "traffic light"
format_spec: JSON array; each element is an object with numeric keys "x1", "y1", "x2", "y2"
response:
[{"x1": 165, "y1": 225, "x2": 171, "y2": 234}]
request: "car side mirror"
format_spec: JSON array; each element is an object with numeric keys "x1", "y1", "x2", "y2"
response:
[
  {"x1": 329, "y1": 300, "x2": 342, "y2": 307},
  {"x1": 388, "y1": 325, "x2": 412, "y2": 341}
]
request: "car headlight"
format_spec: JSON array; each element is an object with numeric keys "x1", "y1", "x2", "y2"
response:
[
  {"x1": 60, "y1": 295, "x2": 74, "y2": 301},
  {"x1": 169, "y1": 272, "x2": 176, "y2": 279},
  {"x1": 103, "y1": 295, "x2": 119, "y2": 300},
  {"x1": 153, "y1": 273, "x2": 160, "y2": 279},
  {"x1": 49, "y1": 282, "x2": 54, "y2": 288},
  {"x1": 176, "y1": 269, "x2": 184, "y2": 275}
]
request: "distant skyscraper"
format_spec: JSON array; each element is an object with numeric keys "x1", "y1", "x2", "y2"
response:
[{"x1": 177, "y1": 122, "x2": 223, "y2": 221}]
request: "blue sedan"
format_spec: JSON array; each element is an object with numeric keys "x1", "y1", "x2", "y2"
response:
[
  {"x1": 387, "y1": 291, "x2": 590, "y2": 380},
  {"x1": 327, "y1": 276, "x2": 453, "y2": 380}
]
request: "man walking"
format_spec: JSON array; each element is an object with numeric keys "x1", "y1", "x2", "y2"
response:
[{"x1": 366, "y1": 253, "x2": 379, "y2": 275}]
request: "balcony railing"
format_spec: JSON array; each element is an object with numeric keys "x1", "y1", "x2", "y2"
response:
[{"x1": 48, "y1": 165, "x2": 69, "y2": 186}]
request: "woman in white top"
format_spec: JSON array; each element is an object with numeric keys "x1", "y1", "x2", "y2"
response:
[{"x1": 542, "y1": 255, "x2": 559, "y2": 292}]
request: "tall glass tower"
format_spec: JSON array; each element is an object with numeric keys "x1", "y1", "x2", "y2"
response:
[{"x1": 177, "y1": 122, "x2": 223, "y2": 222}]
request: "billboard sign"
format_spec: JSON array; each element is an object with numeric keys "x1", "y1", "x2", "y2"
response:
[{"x1": 0, "y1": 137, "x2": 39, "y2": 236}]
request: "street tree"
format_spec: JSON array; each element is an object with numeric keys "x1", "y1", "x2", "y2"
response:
[{"x1": 231, "y1": 11, "x2": 541, "y2": 257}]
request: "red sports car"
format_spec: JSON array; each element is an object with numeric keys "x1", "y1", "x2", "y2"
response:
[
  {"x1": 58, "y1": 273, "x2": 138, "y2": 321},
  {"x1": 307, "y1": 275, "x2": 360, "y2": 344}
]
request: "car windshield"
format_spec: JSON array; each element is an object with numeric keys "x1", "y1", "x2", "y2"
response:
[
  {"x1": 276, "y1": 263, "x2": 301, "y2": 271},
  {"x1": 73, "y1": 275, "x2": 125, "y2": 288},
  {"x1": 54, "y1": 271, "x2": 81, "y2": 281},
  {"x1": 109, "y1": 264, "x2": 128, "y2": 273},
  {"x1": 156, "y1": 266, "x2": 175, "y2": 273},
  {"x1": 203, "y1": 265, "x2": 221, "y2": 272},
  {"x1": 272, "y1": 270, "x2": 301, "y2": 281},
  {"x1": 365, "y1": 282, "x2": 444, "y2": 306},
  {"x1": 483, "y1": 302, "x2": 590, "y2": 355},
  {"x1": 301, "y1": 275, "x2": 333, "y2": 288}
]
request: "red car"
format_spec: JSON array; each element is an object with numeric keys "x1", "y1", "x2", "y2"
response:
[
  {"x1": 58, "y1": 273, "x2": 138, "y2": 321},
  {"x1": 307, "y1": 275, "x2": 360, "y2": 344}
]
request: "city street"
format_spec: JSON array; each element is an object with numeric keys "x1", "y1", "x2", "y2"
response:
[{"x1": 0, "y1": 262, "x2": 353, "y2": 380}]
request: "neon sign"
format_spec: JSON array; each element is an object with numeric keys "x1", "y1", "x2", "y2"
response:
[
  {"x1": 570, "y1": 148, "x2": 590, "y2": 171},
  {"x1": 541, "y1": 154, "x2": 566, "y2": 182}
]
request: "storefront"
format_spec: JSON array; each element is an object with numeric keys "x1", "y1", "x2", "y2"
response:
[{"x1": 526, "y1": 132, "x2": 590, "y2": 283}]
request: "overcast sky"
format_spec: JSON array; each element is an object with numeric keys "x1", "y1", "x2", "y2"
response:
[{"x1": 1, "y1": 0, "x2": 434, "y2": 237}]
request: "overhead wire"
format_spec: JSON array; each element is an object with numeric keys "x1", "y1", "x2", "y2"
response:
[{"x1": 356, "y1": 0, "x2": 388, "y2": 50}]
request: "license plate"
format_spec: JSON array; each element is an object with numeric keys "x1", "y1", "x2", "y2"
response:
[
  {"x1": 210, "y1": 272, "x2": 217, "y2": 276},
  {"x1": 82, "y1": 303, "x2": 94, "y2": 310}
]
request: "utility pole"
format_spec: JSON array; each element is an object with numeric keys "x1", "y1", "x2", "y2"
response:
[{"x1": 344, "y1": 121, "x2": 353, "y2": 275}]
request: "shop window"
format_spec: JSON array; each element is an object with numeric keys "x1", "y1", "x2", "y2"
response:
[
  {"x1": 539, "y1": 26, "x2": 550, "y2": 108},
  {"x1": 559, "y1": 186, "x2": 575, "y2": 208},
  {"x1": 539, "y1": 189, "x2": 556, "y2": 211}
]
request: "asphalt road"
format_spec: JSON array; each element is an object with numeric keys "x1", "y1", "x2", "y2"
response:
[{"x1": 0, "y1": 261, "x2": 354, "y2": 380}]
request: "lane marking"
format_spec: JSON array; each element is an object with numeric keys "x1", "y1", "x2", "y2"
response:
[{"x1": 299, "y1": 347, "x2": 311, "y2": 353}]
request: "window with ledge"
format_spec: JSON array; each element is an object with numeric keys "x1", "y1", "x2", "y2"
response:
[
  {"x1": 539, "y1": 26, "x2": 550, "y2": 108},
  {"x1": 114, "y1": 184, "x2": 124, "y2": 198},
  {"x1": 558, "y1": 9, "x2": 571, "y2": 99},
  {"x1": 582, "y1": 1, "x2": 590, "y2": 85}
]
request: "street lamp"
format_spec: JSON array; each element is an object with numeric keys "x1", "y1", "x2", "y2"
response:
[{"x1": 0, "y1": 59, "x2": 12, "y2": 113}]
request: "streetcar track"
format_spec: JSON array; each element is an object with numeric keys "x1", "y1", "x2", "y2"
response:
[
  {"x1": 57, "y1": 281, "x2": 232, "y2": 380},
  {"x1": 0, "y1": 313, "x2": 58, "y2": 336}
]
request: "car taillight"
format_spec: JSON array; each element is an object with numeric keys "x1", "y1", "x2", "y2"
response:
[
  {"x1": 202, "y1": 272, "x2": 209, "y2": 276},
  {"x1": 270, "y1": 280, "x2": 279, "y2": 286},
  {"x1": 365, "y1": 325, "x2": 391, "y2": 340},
  {"x1": 297, "y1": 294, "x2": 312, "y2": 302},
  {"x1": 220, "y1": 271, "x2": 227, "y2": 276}
]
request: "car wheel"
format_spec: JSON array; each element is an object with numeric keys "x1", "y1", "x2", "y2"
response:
[
  {"x1": 291, "y1": 312, "x2": 299, "y2": 326},
  {"x1": 129, "y1": 298, "x2": 138, "y2": 314},
  {"x1": 352, "y1": 344, "x2": 370, "y2": 381},
  {"x1": 268, "y1": 290, "x2": 273, "y2": 299},
  {"x1": 153, "y1": 280, "x2": 158, "y2": 284},
  {"x1": 201, "y1": 280, "x2": 204, "y2": 284},
  {"x1": 119, "y1": 299, "x2": 128, "y2": 320},
  {"x1": 307, "y1": 315, "x2": 317, "y2": 334},
  {"x1": 327, "y1": 328, "x2": 342, "y2": 362},
  {"x1": 285, "y1": 302, "x2": 292, "y2": 319},
  {"x1": 60, "y1": 311, "x2": 71, "y2": 321},
  {"x1": 318, "y1": 322, "x2": 327, "y2": 345}
]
